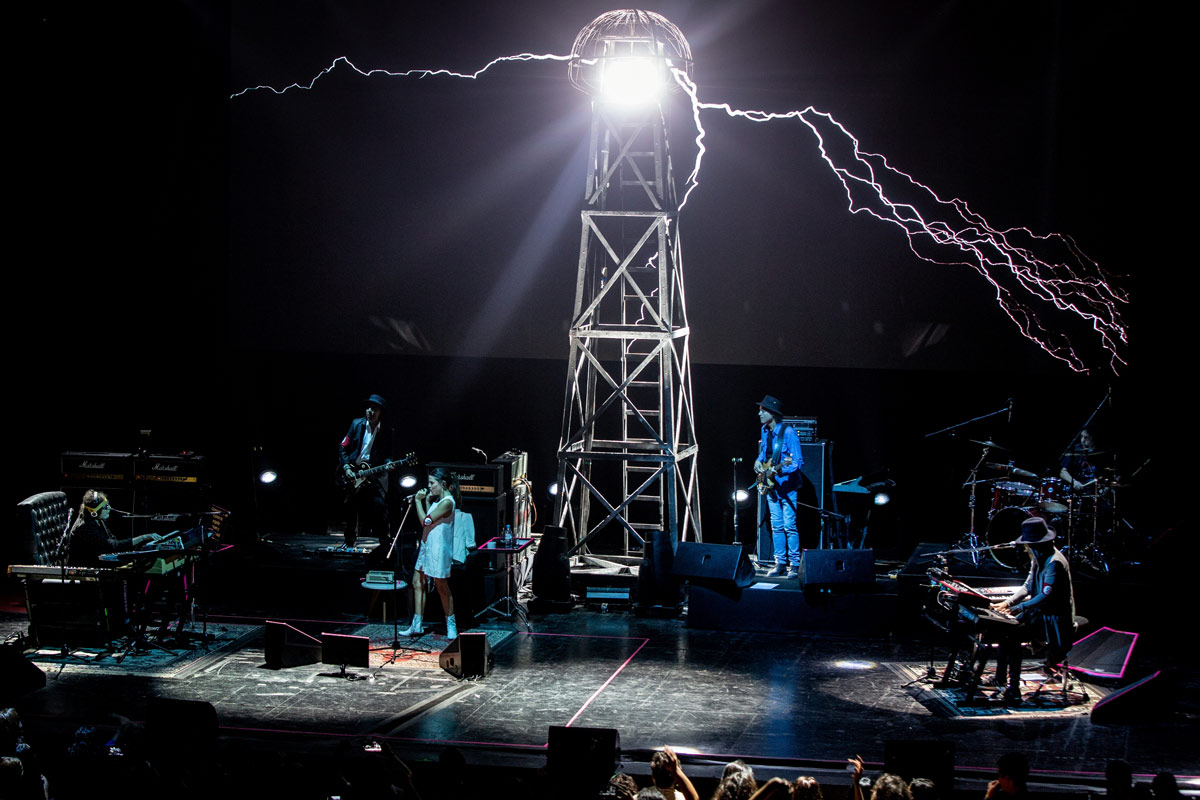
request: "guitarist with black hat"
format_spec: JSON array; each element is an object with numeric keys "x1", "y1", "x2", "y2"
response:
[
  {"x1": 754, "y1": 394, "x2": 804, "y2": 578},
  {"x1": 338, "y1": 393, "x2": 395, "y2": 551}
]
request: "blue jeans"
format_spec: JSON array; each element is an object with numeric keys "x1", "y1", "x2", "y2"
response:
[{"x1": 767, "y1": 488, "x2": 800, "y2": 567}]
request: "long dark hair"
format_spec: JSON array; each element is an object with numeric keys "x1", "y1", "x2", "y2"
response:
[{"x1": 428, "y1": 467, "x2": 461, "y2": 505}]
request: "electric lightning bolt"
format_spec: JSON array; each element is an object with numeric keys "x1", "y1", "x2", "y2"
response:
[
  {"x1": 233, "y1": 52, "x2": 1128, "y2": 374},
  {"x1": 230, "y1": 53, "x2": 576, "y2": 99},
  {"x1": 670, "y1": 68, "x2": 1127, "y2": 374}
]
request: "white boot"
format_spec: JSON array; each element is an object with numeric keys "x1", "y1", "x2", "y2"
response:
[
  {"x1": 446, "y1": 614, "x2": 458, "y2": 640},
  {"x1": 400, "y1": 614, "x2": 423, "y2": 636}
]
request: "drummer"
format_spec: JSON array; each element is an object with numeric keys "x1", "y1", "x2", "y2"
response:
[{"x1": 1059, "y1": 428, "x2": 1104, "y2": 491}]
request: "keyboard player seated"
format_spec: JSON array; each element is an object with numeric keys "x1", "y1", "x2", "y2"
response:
[
  {"x1": 989, "y1": 516, "x2": 1076, "y2": 704},
  {"x1": 67, "y1": 490, "x2": 162, "y2": 568}
]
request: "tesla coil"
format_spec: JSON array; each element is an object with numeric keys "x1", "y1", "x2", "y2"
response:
[{"x1": 554, "y1": 10, "x2": 702, "y2": 557}]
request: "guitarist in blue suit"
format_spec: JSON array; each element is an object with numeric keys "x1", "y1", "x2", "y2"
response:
[
  {"x1": 754, "y1": 395, "x2": 803, "y2": 578},
  {"x1": 338, "y1": 393, "x2": 395, "y2": 551}
]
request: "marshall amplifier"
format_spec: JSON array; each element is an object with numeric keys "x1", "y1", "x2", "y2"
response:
[
  {"x1": 61, "y1": 452, "x2": 135, "y2": 486},
  {"x1": 428, "y1": 462, "x2": 505, "y2": 498},
  {"x1": 134, "y1": 454, "x2": 209, "y2": 486}
]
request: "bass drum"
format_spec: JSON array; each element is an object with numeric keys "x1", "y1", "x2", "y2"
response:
[{"x1": 987, "y1": 507, "x2": 1032, "y2": 571}]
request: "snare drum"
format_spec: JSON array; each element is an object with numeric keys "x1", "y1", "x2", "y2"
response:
[
  {"x1": 1038, "y1": 477, "x2": 1069, "y2": 514},
  {"x1": 991, "y1": 480, "x2": 1036, "y2": 512}
]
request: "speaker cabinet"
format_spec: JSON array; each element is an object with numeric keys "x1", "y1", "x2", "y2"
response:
[
  {"x1": 673, "y1": 542, "x2": 755, "y2": 599},
  {"x1": 146, "y1": 698, "x2": 218, "y2": 754},
  {"x1": 885, "y1": 739, "x2": 955, "y2": 794},
  {"x1": 1090, "y1": 670, "x2": 1170, "y2": 723},
  {"x1": 800, "y1": 548, "x2": 874, "y2": 587},
  {"x1": 1068, "y1": 626, "x2": 1138, "y2": 680},
  {"x1": 547, "y1": 725, "x2": 621, "y2": 790},
  {"x1": 264, "y1": 620, "x2": 322, "y2": 668},
  {"x1": 0, "y1": 644, "x2": 46, "y2": 704},
  {"x1": 439, "y1": 632, "x2": 493, "y2": 678}
]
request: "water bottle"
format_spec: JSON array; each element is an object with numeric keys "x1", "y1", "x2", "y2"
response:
[{"x1": 503, "y1": 524, "x2": 514, "y2": 547}]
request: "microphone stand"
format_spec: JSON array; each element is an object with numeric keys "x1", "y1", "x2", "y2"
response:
[{"x1": 731, "y1": 458, "x2": 743, "y2": 547}]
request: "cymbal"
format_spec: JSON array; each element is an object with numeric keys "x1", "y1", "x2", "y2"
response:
[
  {"x1": 1063, "y1": 448, "x2": 1106, "y2": 457},
  {"x1": 985, "y1": 462, "x2": 1039, "y2": 479},
  {"x1": 970, "y1": 439, "x2": 1008, "y2": 451}
]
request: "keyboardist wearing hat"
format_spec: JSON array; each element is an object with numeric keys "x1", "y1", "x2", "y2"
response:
[
  {"x1": 989, "y1": 516, "x2": 1077, "y2": 704},
  {"x1": 67, "y1": 489, "x2": 161, "y2": 568}
]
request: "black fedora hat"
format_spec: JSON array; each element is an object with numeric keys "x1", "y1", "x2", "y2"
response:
[
  {"x1": 365, "y1": 394, "x2": 387, "y2": 409},
  {"x1": 1017, "y1": 516, "x2": 1056, "y2": 544},
  {"x1": 756, "y1": 395, "x2": 784, "y2": 418}
]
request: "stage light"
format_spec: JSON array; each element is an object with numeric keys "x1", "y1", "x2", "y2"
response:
[
  {"x1": 600, "y1": 56, "x2": 664, "y2": 105},
  {"x1": 834, "y1": 659, "x2": 877, "y2": 670},
  {"x1": 873, "y1": 492, "x2": 890, "y2": 507},
  {"x1": 548, "y1": 481, "x2": 559, "y2": 497},
  {"x1": 399, "y1": 474, "x2": 418, "y2": 490},
  {"x1": 258, "y1": 469, "x2": 278, "y2": 485},
  {"x1": 730, "y1": 489, "x2": 751, "y2": 508}
]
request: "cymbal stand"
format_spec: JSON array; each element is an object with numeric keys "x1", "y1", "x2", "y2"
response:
[{"x1": 953, "y1": 446, "x2": 992, "y2": 567}]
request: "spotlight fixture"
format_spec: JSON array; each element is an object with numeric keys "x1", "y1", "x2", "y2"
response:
[
  {"x1": 872, "y1": 492, "x2": 891, "y2": 507},
  {"x1": 258, "y1": 469, "x2": 278, "y2": 485},
  {"x1": 399, "y1": 474, "x2": 418, "y2": 490}
]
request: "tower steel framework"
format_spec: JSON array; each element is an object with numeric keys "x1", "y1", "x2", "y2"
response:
[{"x1": 555, "y1": 11, "x2": 702, "y2": 556}]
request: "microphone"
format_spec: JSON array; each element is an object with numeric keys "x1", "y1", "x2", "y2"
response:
[
  {"x1": 471, "y1": 446, "x2": 487, "y2": 462},
  {"x1": 1007, "y1": 398, "x2": 1013, "y2": 424}
]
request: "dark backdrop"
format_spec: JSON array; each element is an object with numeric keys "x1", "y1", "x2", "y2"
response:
[{"x1": 11, "y1": 2, "x2": 1184, "y2": 566}]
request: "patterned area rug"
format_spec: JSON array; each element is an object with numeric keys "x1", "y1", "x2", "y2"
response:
[
  {"x1": 352, "y1": 624, "x2": 515, "y2": 670},
  {"x1": 17, "y1": 620, "x2": 514, "y2": 677},
  {"x1": 24, "y1": 621, "x2": 262, "y2": 679},
  {"x1": 886, "y1": 662, "x2": 1105, "y2": 718}
]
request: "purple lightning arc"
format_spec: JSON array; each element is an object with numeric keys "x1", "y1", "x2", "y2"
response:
[{"x1": 233, "y1": 53, "x2": 1128, "y2": 374}]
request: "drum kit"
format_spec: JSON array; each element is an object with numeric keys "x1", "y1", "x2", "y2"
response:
[{"x1": 957, "y1": 438, "x2": 1127, "y2": 574}]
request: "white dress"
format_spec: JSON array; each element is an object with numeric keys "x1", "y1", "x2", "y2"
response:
[{"x1": 414, "y1": 496, "x2": 455, "y2": 579}]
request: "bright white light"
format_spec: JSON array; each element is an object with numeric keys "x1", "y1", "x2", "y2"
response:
[
  {"x1": 731, "y1": 489, "x2": 750, "y2": 504},
  {"x1": 873, "y1": 492, "x2": 891, "y2": 506},
  {"x1": 601, "y1": 57, "x2": 662, "y2": 104},
  {"x1": 399, "y1": 474, "x2": 418, "y2": 489},
  {"x1": 834, "y1": 659, "x2": 877, "y2": 670},
  {"x1": 548, "y1": 482, "x2": 560, "y2": 496},
  {"x1": 258, "y1": 470, "x2": 278, "y2": 484}
]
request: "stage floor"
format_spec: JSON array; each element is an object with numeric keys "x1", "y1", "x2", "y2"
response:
[
  {"x1": 3, "y1": 602, "x2": 1197, "y2": 788},
  {"x1": 3, "y1": 532, "x2": 1197, "y2": 790}
]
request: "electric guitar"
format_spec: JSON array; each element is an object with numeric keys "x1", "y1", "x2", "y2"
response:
[
  {"x1": 337, "y1": 452, "x2": 418, "y2": 499},
  {"x1": 755, "y1": 455, "x2": 793, "y2": 495}
]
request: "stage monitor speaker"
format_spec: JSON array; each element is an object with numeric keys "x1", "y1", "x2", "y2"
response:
[
  {"x1": 440, "y1": 632, "x2": 493, "y2": 679},
  {"x1": 673, "y1": 542, "x2": 755, "y2": 599},
  {"x1": 264, "y1": 620, "x2": 322, "y2": 668},
  {"x1": 0, "y1": 644, "x2": 46, "y2": 704},
  {"x1": 146, "y1": 698, "x2": 218, "y2": 754},
  {"x1": 1090, "y1": 670, "x2": 1170, "y2": 723},
  {"x1": 800, "y1": 548, "x2": 874, "y2": 587},
  {"x1": 321, "y1": 632, "x2": 370, "y2": 669},
  {"x1": 885, "y1": 739, "x2": 955, "y2": 795},
  {"x1": 547, "y1": 725, "x2": 621, "y2": 791},
  {"x1": 1068, "y1": 626, "x2": 1138, "y2": 680}
]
